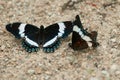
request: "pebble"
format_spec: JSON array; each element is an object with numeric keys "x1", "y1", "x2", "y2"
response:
[
  {"x1": 27, "y1": 69, "x2": 35, "y2": 75},
  {"x1": 66, "y1": 56, "x2": 75, "y2": 63},
  {"x1": 101, "y1": 70, "x2": 110, "y2": 80},
  {"x1": 90, "y1": 77, "x2": 99, "y2": 80},
  {"x1": 35, "y1": 67, "x2": 42, "y2": 74},
  {"x1": 0, "y1": 30, "x2": 4, "y2": 34},
  {"x1": 1, "y1": 45, "x2": 5, "y2": 50},
  {"x1": 110, "y1": 64, "x2": 118, "y2": 72},
  {"x1": 110, "y1": 38, "x2": 116, "y2": 43},
  {"x1": 44, "y1": 75, "x2": 50, "y2": 80},
  {"x1": 115, "y1": 71, "x2": 120, "y2": 75}
]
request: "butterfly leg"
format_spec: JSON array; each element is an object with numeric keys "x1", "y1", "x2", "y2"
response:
[
  {"x1": 43, "y1": 40, "x2": 61, "y2": 53},
  {"x1": 21, "y1": 40, "x2": 39, "y2": 53}
]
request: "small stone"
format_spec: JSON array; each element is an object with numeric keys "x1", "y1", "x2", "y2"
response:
[
  {"x1": 27, "y1": 69, "x2": 35, "y2": 75},
  {"x1": 101, "y1": 70, "x2": 110, "y2": 80},
  {"x1": 35, "y1": 67, "x2": 42, "y2": 74},
  {"x1": 101, "y1": 70, "x2": 109, "y2": 77},
  {"x1": 1, "y1": 45, "x2": 5, "y2": 50},
  {"x1": 90, "y1": 77, "x2": 99, "y2": 80},
  {"x1": 111, "y1": 38, "x2": 116, "y2": 43},
  {"x1": 0, "y1": 30, "x2": 4, "y2": 34},
  {"x1": 110, "y1": 64, "x2": 118, "y2": 72},
  {"x1": 44, "y1": 75, "x2": 50, "y2": 80},
  {"x1": 115, "y1": 71, "x2": 120, "y2": 75},
  {"x1": 45, "y1": 71, "x2": 52, "y2": 75},
  {"x1": 66, "y1": 56, "x2": 75, "y2": 63}
]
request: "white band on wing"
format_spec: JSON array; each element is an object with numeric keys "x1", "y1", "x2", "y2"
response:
[
  {"x1": 25, "y1": 36, "x2": 39, "y2": 47},
  {"x1": 58, "y1": 23, "x2": 66, "y2": 37},
  {"x1": 18, "y1": 23, "x2": 26, "y2": 37},
  {"x1": 73, "y1": 25, "x2": 92, "y2": 41},
  {"x1": 43, "y1": 36, "x2": 57, "y2": 47}
]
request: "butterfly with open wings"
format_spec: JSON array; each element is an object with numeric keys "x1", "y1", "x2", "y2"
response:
[{"x1": 6, "y1": 21, "x2": 73, "y2": 53}]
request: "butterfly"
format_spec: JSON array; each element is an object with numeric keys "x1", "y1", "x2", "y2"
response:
[
  {"x1": 6, "y1": 21, "x2": 73, "y2": 53},
  {"x1": 69, "y1": 15, "x2": 99, "y2": 50}
]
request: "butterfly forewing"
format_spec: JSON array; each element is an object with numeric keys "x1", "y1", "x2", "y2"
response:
[{"x1": 6, "y1": 22, "x2": 40, "y2": 39}]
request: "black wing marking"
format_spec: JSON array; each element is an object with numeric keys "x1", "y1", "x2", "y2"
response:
[{"x1": 6, "y1": 22, "x2": 40, "y2": 39}]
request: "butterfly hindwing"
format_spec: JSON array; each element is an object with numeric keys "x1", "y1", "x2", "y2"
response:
[
  {"x1": 43, "y1": 39, "x2": 61, "y2": 53},
  {"x1": 21, "y1": 25, "x2": 45, "y2": 53}
]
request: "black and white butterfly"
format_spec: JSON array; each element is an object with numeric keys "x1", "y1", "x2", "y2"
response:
[
  {"x1": 6, "y1": 21, "x2": 73, "y2": 53},
  {"x1": 69, "y1": 15, "x2": 99, "y2": 50}
]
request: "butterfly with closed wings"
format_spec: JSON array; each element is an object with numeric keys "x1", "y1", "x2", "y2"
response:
[{"x1": 69, "y1": 15, "x2": 99, "y2": 50}]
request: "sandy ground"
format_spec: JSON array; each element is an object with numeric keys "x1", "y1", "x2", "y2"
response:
[{"x1": 0, "y1": 0, "x2": 120, "y2": 80}]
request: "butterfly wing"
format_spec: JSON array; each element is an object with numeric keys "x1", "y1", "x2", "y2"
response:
[
  {"x1": 70, "y1": 31, "x2": 89, "y2": 50},
  {"x1": 70, "y1": 15, "x2": 99, "y2": 50},
  {"x1": 6, "y1": 22, "x2": 42, "y2": 52},
  {"x1": 42, "y1": 21, "x2": 73, "y2": 53},
  {"x1": 6, "y1": 22, "x2": 40, "y2": 39},
  {"x1": 74, "y1": 15, "x2": 88, "y2": 35}
]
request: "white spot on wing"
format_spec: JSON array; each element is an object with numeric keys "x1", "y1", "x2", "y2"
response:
[
  {"x1": 25, "y1": 36, "x2": 39, "y2": 47},
  {"x1": 58, "y1": 23, "x2": 66, "y2": 37},
  {"x1": 18, "y1": 24, "x2": 26, "y2": 37},
  {"x1": 87, "y1": 42, "x2": 92, "y2": 48},
  {"x1": 73, "y1": 25, "x2": 80, "y2": 32},
  {"x1": 43, "y1": 36, "x2": 57, "y2": 47},
  {"x1": 82, "y1": 36, "x2": 92, "y2": 41}
]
